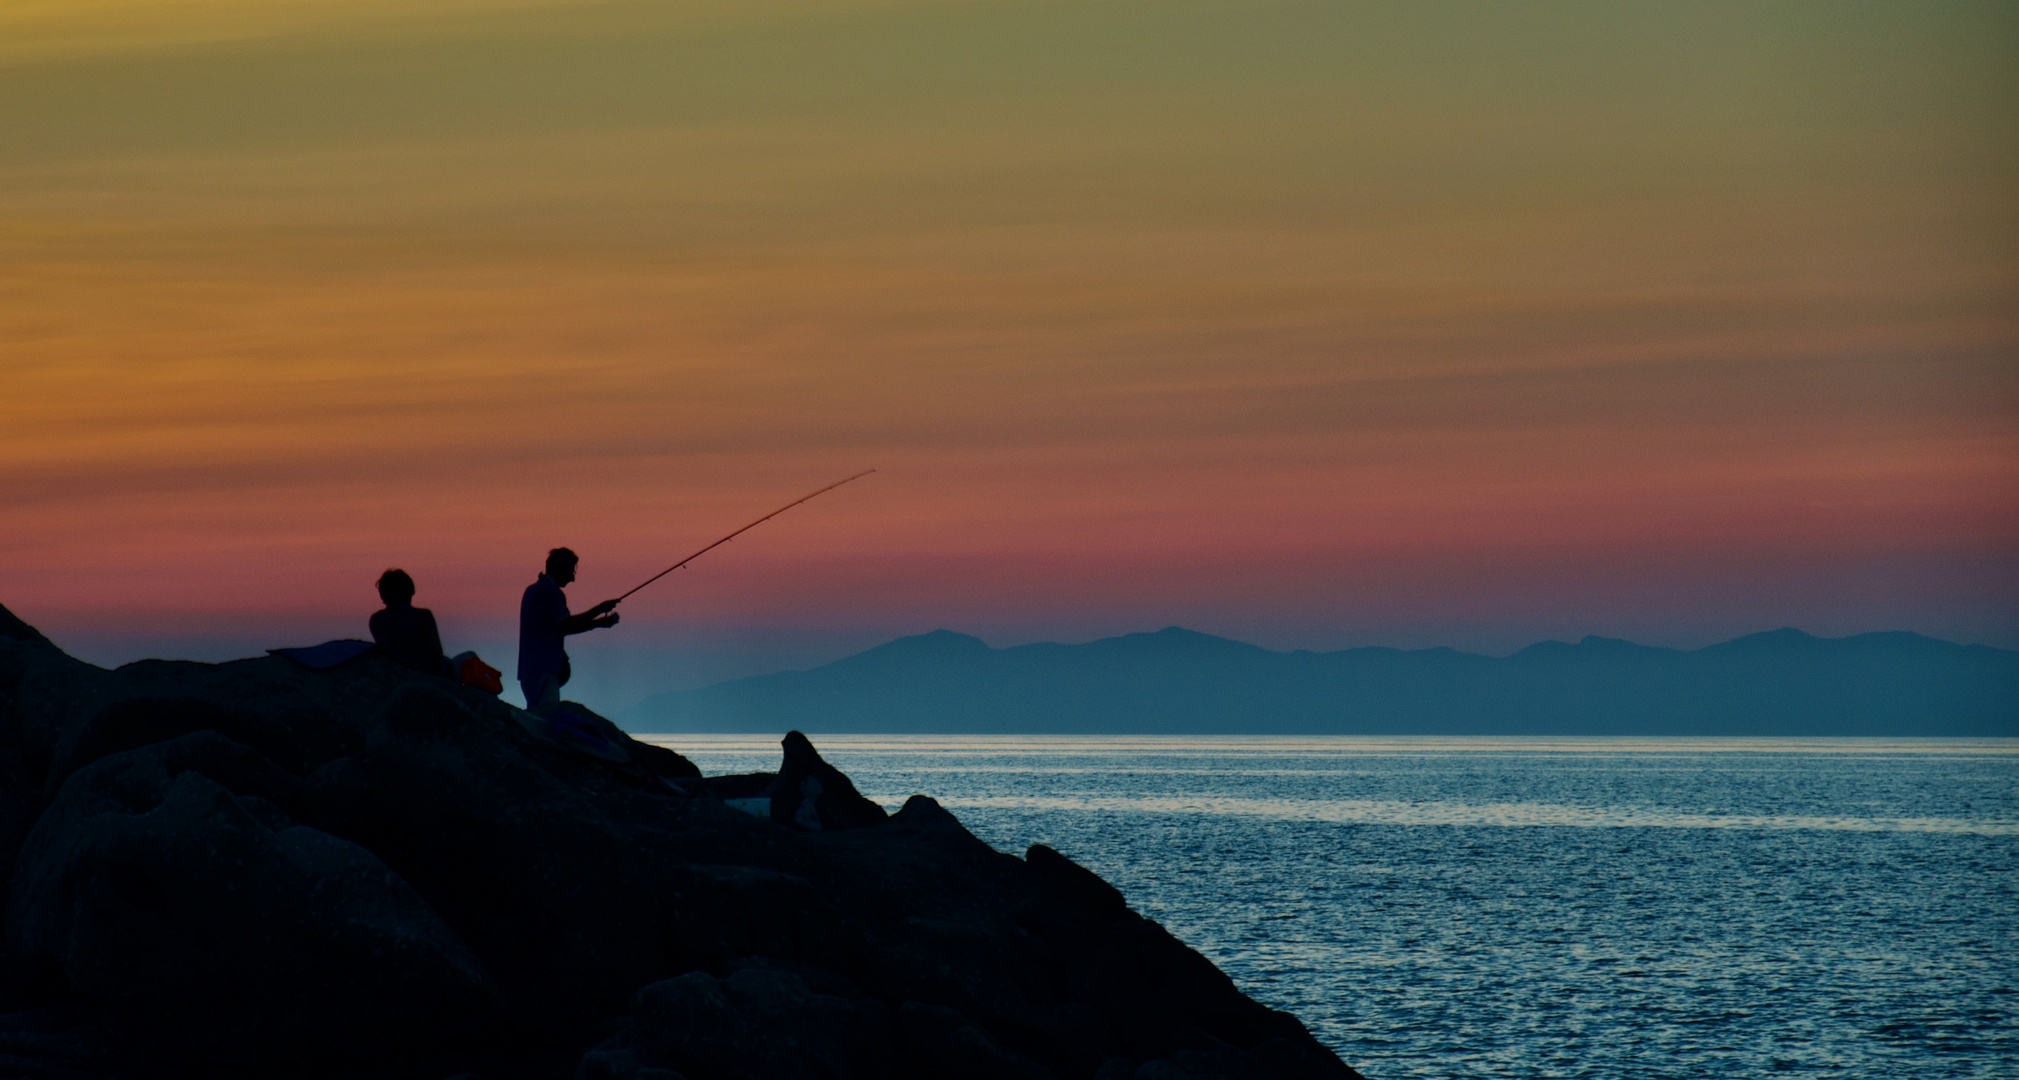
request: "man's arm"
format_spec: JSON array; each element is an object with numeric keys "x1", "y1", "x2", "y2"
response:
[{"x1": 559, "y1": 600, "x2": 620, "y2": 636}]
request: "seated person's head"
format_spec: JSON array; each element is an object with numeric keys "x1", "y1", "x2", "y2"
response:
[
  {"x1": 546, "y1": 547, "x2": 578, "y2": 583},
  {"x1": 376, "y1": 568, "x2": 416, "y2": 607}
]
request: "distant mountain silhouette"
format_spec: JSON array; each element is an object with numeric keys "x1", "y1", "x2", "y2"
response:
[{"x1": 618, "y1": 626, "x2": 2019, "y2": 736}]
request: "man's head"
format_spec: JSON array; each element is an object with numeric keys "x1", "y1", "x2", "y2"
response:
[
  {"x1": 545, "y1": 547, "x2": 579, "y2": 585},
  {"x1": 376, "y1": 568, "x2": 416, "y2": 606}
]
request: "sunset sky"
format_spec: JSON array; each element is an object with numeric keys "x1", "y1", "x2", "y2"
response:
[{"x1": 4, "y1": 0, "x2": 2014, "y2": 710}]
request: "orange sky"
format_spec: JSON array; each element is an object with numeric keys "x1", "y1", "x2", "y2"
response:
[{"x1": 2, "y1": 0, "x2": 2015, "y2": 707}]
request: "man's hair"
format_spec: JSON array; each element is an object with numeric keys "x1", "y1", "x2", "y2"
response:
[
  {"x1": 376, "y1": 568, "x2": 416, "y2": 605},
  {"x1": 545, "y1": 547, "x2": 579, "y2": 576}
]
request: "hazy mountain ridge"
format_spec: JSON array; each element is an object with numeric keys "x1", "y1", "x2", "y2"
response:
[{"x1": 620, "y1": 626, "x2": 2019, "y2": 736}]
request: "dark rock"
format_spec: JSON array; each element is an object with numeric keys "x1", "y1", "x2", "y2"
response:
[
  {"x1": 550, "y1": 700, "x2": 701, "y2": 782},
  {"x1": 0, "y1": 743, "x2": 40, "y2": 913},
  {"x1": 1026, "y1": 844, "x2": 1128, "y2": 923},
  {"x1": 0, "y1": 605, "x2": 1365, "y2": 1080},
  {"x1": 301, "y1": 684, "x2": 693, "y2": 1044},
  {"x1": 630, "y1": 739, "x2": 703, "y2": 781},
  {"x1": 770, "y1": 731, "x2": 887, "y2": 831},
  {"x1": 5, "y1": 730, "x2": 503, "y2": 1073},
  {"x1": 0, "y1": 640, "x2": 113, "y2": 781},
  {"x1": 897, "y1": 999, "x2": 1054, "y2": 1079},
  {"x1": 46, "y1": 696, "x2": 310, "y2": 798},
  {"x1": 0, "y1": 1004, "x2": 129, "y2": 1080},
  {"x1": 683, "y1": 772, "x2": 777, "y2": 801},
  {"x1": 0, "y1": 610, "x2": 54, "y2": 650},
  {"x1": 615, "y1": 964, "x2": 890, "y2": 1080}
]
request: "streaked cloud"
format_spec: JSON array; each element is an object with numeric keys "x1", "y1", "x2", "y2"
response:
[{"x1": 2, "y1": 0, "x2": 2013, "y2": 688}]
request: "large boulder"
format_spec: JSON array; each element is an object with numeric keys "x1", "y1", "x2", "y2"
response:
[
  {"x1": 582, "y1": 962, "x2": 892, "y2": 1080},
  {"x1": 0, "y1": 605, "x2": 1365, "y2": 1080},
  {"x1": 547, "y1": 699, "x2": 702, "y2": 782},
  {"x1": 5, "y1": 730, "x2": 503, "y2": 1073},
  {"x1": 771, "y1": 730, "x2": 888, "y2": 831},
  {"x1": 302, "y1": 683, "x2": 846, "y2": 1047},
  {"x1": 796, "y1": 799, "x2": 1358, "y2": 1079}
]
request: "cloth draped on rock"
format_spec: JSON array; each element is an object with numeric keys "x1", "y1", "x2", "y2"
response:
[{"x1": 269, "y1": 639, "x2": 376, "y2": 670}]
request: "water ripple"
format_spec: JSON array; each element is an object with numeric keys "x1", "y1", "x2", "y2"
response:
[{"x1": 917, "y1": 794, "x2": 2019, "y2": 835}]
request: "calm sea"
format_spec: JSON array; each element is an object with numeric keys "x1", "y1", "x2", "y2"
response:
[{"x1": 645, "y1": 735, "x2": 2019, "y2": 1079}]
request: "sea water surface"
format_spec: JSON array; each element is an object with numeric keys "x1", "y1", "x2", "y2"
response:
[{"x1": 645, "y1": 736, "x2": 2019, "y2": 1079}]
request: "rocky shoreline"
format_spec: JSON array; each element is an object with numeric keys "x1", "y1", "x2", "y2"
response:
[{"x1": 0, "y1": 606, "x2": 1363, "y2": 1080}]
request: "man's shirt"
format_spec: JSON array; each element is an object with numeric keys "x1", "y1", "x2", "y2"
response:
[{"x1": 518, "y1": 574, "x2": 571, "y2": 681}]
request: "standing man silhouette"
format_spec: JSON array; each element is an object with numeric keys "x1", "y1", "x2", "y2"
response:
[{"x1": 517, "y1": 547, "x2": 620, "y2": 714}]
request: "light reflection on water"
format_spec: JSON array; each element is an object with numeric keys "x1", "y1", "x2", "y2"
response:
[
  {"x1": 913, "y1": 795, "x2": 2019, "y2": 835},
  {"x1": 644, "y1": 735, "x2": 2019, "y2": 1079}
]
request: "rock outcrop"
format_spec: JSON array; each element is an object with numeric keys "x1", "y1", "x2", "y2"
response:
[{"x1": 0, "y1": 605, "x2": 1363, "y2": 1079}]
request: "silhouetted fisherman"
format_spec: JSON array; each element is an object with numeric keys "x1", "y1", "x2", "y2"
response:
[
  {"x1": 518, "y1": 547, "x2": 619, "y2": 715},
  {"x1": 369, "y1": 568, "x2": 449, "y2": 675}
]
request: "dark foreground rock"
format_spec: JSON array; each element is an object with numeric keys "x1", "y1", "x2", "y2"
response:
[{"x1": 0, "y1": 606, "x2": 1363, "y2": 1080}]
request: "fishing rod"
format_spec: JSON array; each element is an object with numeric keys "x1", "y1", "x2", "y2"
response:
[{"x1": 613, "y1": 469, "x2": 877, "y2": 604}]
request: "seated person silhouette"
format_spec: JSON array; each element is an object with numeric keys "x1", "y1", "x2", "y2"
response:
[{"x1": 369, "y1": 568, "x2": 449, "y2": 676}]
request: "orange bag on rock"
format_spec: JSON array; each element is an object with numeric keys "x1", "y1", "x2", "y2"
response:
[{"x1": 454, "y1": 652, "x2": 504, "y2": 695}]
